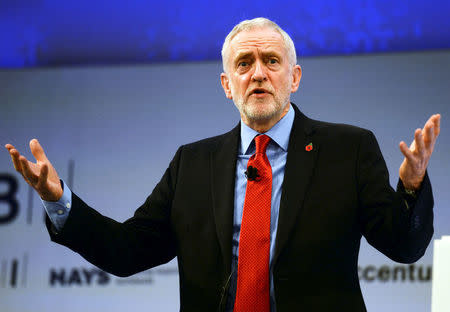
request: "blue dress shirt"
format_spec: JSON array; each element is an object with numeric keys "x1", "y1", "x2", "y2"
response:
[{"x1": 42, "y1": 104, "x2": 295, "y2": 312}]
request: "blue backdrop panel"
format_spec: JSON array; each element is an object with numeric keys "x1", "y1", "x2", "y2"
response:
[{"x1": 1, "y1": 0, "x2": 450, "y2": 67}]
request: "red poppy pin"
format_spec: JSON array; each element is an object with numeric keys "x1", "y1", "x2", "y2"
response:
[{"x1": 305, "y1": 143, "x2": 313, "y2": 152}]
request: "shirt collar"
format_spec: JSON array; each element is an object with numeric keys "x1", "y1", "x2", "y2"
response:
[{"x1": 240, "y1": 104, "x2": 295, "y2": 154}]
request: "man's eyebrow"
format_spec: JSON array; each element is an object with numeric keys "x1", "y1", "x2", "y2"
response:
[
  {"x1": 260, "y1": 50, "x2": 282, "y2": 58},
  {"x1": 234, "y1": 50, "x2": 281, "y2": 61},
  {"x1": 233, "y1": 51, "x2": 253, "y2": 62}
]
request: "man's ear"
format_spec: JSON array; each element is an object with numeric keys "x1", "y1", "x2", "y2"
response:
[
  {"x1": 220, "y1": 73, "x2": 233, "y2": 99},
  {"x1": 291, "y1": 65, "x2": 302, "y2": 93}
]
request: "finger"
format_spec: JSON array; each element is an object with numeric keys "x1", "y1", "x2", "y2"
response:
[
  {"x1": 422, "y1": 122, "x2": 435, "y2": 149},
  {"x1": 5, "y1": 143, "x2": 15, "y2": 151},
  {"x1": 414, "y1": 128, "x2": 425, "y2": 157},
  {"x1": 9, "y1": 149, "x2": 23, "y2": 173},
  {"x1": 409, "y1": 139, "x2": 416, "y2": 151},
  {"x1": 399, "y1": 141, "x2": 416, "y2": 162},
  {"x1": 19, "y1": 156, "x2": 38, "y2": 185},
  {"x1": 433, "y1": 114, "x2": 441, "y2": 137},
  {"x1": 36, "y1": 163, "x2": 48, "y2": 190},
  {"x1": 30, "y1": 139, "x2": 48, "y2": 162}
]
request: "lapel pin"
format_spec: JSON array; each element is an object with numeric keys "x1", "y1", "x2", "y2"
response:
[{"x1": 305, "y1": 143, "x2": 313, "y2": 152}]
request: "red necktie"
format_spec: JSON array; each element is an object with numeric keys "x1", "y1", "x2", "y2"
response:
[{"x1": 234, "y1": 134, "x2": 272, "y2": 312}]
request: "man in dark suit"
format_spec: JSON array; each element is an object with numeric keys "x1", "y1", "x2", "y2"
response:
[{"x1": 5, "y1": 18, "x2": 440, "y2": 311}]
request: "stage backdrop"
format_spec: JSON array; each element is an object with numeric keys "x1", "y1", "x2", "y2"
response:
[{"x1": 1, "y1": 50, "x2": 449, "y2": 311}]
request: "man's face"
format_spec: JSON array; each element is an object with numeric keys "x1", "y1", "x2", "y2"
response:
[{"x1": 221, "y1": 27, "x2": 301, "y2": 127}]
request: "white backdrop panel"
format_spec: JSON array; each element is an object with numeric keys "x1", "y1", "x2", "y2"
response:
[{"x1": 1, "y1": 50, "x2": 449, "y2": 311}]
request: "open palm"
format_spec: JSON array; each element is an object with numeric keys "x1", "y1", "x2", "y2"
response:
[
  {"x1": 5, "y1": 139, "x2": 63, "y2": 201},
  {"x1": 399, "y1": 114, "x2": 441, "y2": 190}
]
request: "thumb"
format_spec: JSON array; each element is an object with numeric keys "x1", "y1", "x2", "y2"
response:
[{"x1": 30, "y1": 139, "x2": 48, "y2": 162}]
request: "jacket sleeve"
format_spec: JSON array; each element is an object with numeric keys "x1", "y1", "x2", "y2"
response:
[
  {"x1": 46, "y1": 146, "x2": 183, "y2": 277},
  {"x1": 357, "y1": 130, "x2": 434, "y2": 263}
]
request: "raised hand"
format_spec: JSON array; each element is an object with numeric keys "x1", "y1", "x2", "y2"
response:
[
  {"x1": 399, "y1": 114, "x2": 441, "y2": 190},
  {"x1": 5, "y1": 139, "x2": 63, "y2": 201}
]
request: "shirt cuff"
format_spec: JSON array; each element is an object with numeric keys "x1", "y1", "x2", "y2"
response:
[{"x1": 41, "y1": 180, "x2": 72, "y2": 232}]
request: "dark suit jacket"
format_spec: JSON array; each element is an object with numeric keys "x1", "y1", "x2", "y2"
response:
[{"x1": 47, "y1": 104, "x2": 433, "y2": 311}]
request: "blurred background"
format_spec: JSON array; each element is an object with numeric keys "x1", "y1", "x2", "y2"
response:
[{"x1": 1, "y1": 1, "x2": 449, "y2": 311}]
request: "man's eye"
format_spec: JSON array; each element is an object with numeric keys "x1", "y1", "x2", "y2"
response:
[
  {"x1": 268, "y1": 59, "x2": 278, "y2": 64},
  {"x1": 238, "y1": 61, "x2": 248, "y2": 67}
]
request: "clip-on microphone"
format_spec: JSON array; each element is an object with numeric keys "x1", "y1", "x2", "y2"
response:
[{"x1": 245, "y1": 166, "x2": 259, "y2": 181}]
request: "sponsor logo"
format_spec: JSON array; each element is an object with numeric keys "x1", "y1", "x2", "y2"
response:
[
  {"x1": 49, "y1": 266, "x2": 177, "y2": 287},
  {"x1": 358, "y1": 264, "x2": 431, "y2": 282},
  {"x1": 49, "y1": 267, "x2": 110, "y2": 286}
]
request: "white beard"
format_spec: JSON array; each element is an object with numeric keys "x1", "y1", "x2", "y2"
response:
[{"x1": 231, "y1": 83, "x2": 291, "y2": 123}]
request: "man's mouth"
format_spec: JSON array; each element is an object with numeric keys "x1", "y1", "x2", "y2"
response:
[{"x1": 250, "y1": 88, "x2": 271, "y2": 97}]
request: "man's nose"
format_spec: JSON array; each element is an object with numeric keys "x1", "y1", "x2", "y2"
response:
[{"x1": 251, "y1": 61, "x2": 267, "y2": 82}]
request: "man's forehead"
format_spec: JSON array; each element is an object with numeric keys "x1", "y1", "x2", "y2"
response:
[{"x1": 229, "y1": 27, "x2": 285, "y2": 55}]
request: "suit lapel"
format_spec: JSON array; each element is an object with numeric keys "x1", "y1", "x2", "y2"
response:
[
  {"x1": 273, "y1": 105, "x2": 319, "y2": 267},
  {"x1": 210, "y1": 124, "x2": 240, "y2": 275}
]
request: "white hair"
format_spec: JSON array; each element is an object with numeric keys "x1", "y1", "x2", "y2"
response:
[{"x1": 221, "y1": 17, "x2": 297, "y2": 72}]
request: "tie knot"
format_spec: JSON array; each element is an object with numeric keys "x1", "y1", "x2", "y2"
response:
[{"x1": 254, "y1": 134, "x2": 270, "y2": 154}]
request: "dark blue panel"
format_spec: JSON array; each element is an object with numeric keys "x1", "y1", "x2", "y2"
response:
[{"x1": 1, "y1": 0, "x2": 450, "y2": 68}]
